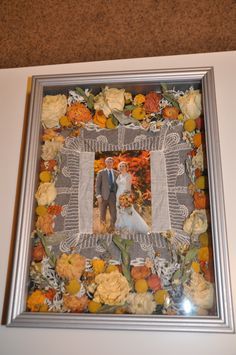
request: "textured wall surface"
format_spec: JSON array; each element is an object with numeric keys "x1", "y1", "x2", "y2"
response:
[{"x1": 0, "y1": 0, "x2": 235, "y2": 68}]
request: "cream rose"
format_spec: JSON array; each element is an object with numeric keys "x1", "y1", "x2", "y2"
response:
[
  {"x1": 41, "y1": 94, "x2": 67, "y2": 128},
  {"x1": 127, "y1": 292, "x2": 156, "y2": 314},
  {"x1": 35, "y1": 182, "x2": 57, "y2": 206},
  {"x1": 183, "y1": 209, "x2": 208, "y2": 236},
  {"x1": 94, "y1": 87, "x2": 125, "y2": 117},
  {"x1": 93, "y1": 271, "x2": 130, "y2": 305},
  {"x1": 178, "y1": 90, "x2": 201, "y2": 119},
  {"x1": 41, "y1": 141, "x2": 63, "y2": 161},
  {"x1": 184, "y1": 272, "x2": 214, "y2": 310}
]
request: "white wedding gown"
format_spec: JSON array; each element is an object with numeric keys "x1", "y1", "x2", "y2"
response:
[{"x1": 115, "y1": 173, "x2": 149, "y2": 234}]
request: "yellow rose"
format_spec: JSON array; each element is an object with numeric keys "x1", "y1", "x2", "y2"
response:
[{"x1": 93, "y1": 271, "x2": 130, "y2": 305}]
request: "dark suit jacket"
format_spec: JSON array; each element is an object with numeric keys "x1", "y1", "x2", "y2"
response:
[{"x1": 96, "y1": 169, "x2": 118, "y2": 200}]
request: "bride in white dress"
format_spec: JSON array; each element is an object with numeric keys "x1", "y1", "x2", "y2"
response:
[{"x1": 115, "y1": 161, "x2": 149, "y2": 234}]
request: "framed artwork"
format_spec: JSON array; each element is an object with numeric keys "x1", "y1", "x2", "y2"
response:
[{"x1": 6, "y1": 68, "x2": 234, "y2": 332}]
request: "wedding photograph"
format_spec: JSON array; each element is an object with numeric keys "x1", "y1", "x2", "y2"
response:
[{"x1": 93, "y1": 150, "x2": 152, "y2": 234}]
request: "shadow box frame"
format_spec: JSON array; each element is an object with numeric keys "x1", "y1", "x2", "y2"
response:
[{"x1": 5, "y1": 67, "x2": 234, "y2": 333}]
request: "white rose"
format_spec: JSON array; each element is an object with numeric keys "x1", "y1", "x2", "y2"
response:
[
  {"x1": 127, "y1": 293, "x2": 156, "y2": 314},
  {"x1": 184, "y1": 272, "x2": 214, "y2": 310},
  {"x1": 178, "y1": 90, "x2": 201, "y2": 119},
  {"x1": 35, "y1": 182, "x2": 57, "y2": 205},
  {"x1": 41, "y1": 95, "x2": 67, "y2": 128},
  {"x1": 94, "y1": 87, "x2": 125, "y2": 117},
  {"x1": 41, "y1": 141, "x2": 63, "y2": 161},
  {"x1": 183, "y1": 209, "x2": 208, "y2": 235}
]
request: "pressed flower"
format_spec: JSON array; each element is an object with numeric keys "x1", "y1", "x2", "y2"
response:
[
  {"x1": 63, "y1": 294, "x2": 88, "y2": 313},
  {"x1": 56, "y1": 253, "x2": 86, "y2": 280},
  {"x1": 154, "y1": 290, "x2": 169, "y2": 305},
  {"x1": 94, "y1": 87, "x2": 125, "y2": 117},
  {"x1": 92, "y1": 259, "x2": 106, "y2": 274},
  {"x1": 133, "y1": 94, "x2": 145, "y2": 106},
  {"x1": 93, "y1": 111, "x2": 107, "y2": 128},
  {"x1": 131, "y1": 265, "x2": 151, "y2": 280},
  {"x1": 183, "y1": 272, "x2": 214, "y2": 310},
  {"x1": 124, "y1": 92, "x2": 132, "y2": 104},
  {"x1": 131, "y1": 107, "x2": 146, "y2": 120},
  {"x1": 105, "y1": 117, "x2": 117, "y2": 129},
  {"x1": 191, "y1": 261, "x2": 200, "y2": 273},
  {"x1": 35, "y1": 182, "x2": 57, "y2": 206},
  {"x1": 147, "y1": 274, "x2": 162, "y2": 292},
  {"x1": 127, "y1": 292, "x2": 156, "y2": 314},
  {"x1": 32, "y1": 242, "x2": 45, "y2": 262},
  {"x1": 41, "y1": 141, "x2": 63, "y2": 161},
  {"x1": 36, "y1": 214, "x2": 54, "y2": 235},
  {"x1": 106, "y1": 264, "x2": 119, "y2": 273},
  {"x1": 162, "y1": 106, "x2": 179, "y2": 120},
  {"x1": 193, "y1": 132, "x2": 202, "y2": 148},
  {"x1": 66, "y1": 279, "x2": 81, "y2": 295},
  {"x1": 44, "y1": 288, "x2": 56, "y2": 301},
  {"x1": 196, "y1": 176, "x2": 206, "y2": 190},
  {"x1": 41, "y1": 94, "x2": 67, "y2": 128},
  {"x1": 88, "y1": 300, "x2": 102, "y2": 313},
  {"x1": 184, "y1": 119, "x2": 196, "y2": 132},
  {"x1": 144, "y1": 92, "x2": 161, "y2": 113},
  {"x1": 194, "y1": 191, "x2": 208, "y2": 209},
  {"x1": 197, "y1": 247, "x2": 209, "y2": 262},
  {"x1": 47, "y1": 204, "x2": 62, "y2": 216},
  {"x1": 199, "y1": 232, "x2": 209, "y2": 247},
  {"x1": 93, "y1": 271, "x2": 130, "y2": 306},
  {"x1": 183, "y1": 209, "x2": 208, "y2": 235},
  {"x1": 59, "y1": 115, "x2": 72, "y2": 127},
  {"x1": 40, "y1": 159, "x2": 57, "y2": 172},
  {"x1": 35, "y1": 205, "x2": 48, "y2": 216},
  {"x1": 135, "y1": 279, "x2": 148, "y2": 293},
  {"x1": 67, "y1": 102, "x2": 92, "y2": 125},
  {"x1": 27, "y1": 290, "x2": 46, "y2": 312},
  {"x1": 39, "y1": 171, "x2": 52, "y2": 183},
  {"x1": 178, "y1": 90, "x2": 202, "y2": 119},
  {"x1": 42, "y1": 128, "x2": 59, "y2": 141}
]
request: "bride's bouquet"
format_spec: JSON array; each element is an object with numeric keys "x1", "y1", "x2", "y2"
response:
[{"x1": 118, "y1": 192, "x2": 134, "y2": 214}]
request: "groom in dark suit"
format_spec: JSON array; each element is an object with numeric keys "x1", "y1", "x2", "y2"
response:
[{"x1": 96, "y1": 157, "x2": 118, "y2": 232}]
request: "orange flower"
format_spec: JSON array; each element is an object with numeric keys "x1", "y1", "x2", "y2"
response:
[
  {"x1": 131, "y1": 265, "x2": 151, "y2": 280},
  {"x1": 45, "y1": 288, "x2": 56, "y2": 301},
  {"x1": 63, "y1": 294, "x2": 88, "y2": 313},
  {"x1": 147, "y1": 274, "x2": 162, "y2": 291},
  {"x1": 56, "y1": 253, "x2": 86, "y2": 280},
  {"x1": 162, "y1": 106, "x2": 179, "y2": 120},
  {"x1": 27, "y1": 290, "x2": 47, "y2": 312},
  {"x1": 194, "y1": 191, "x2": 208, "y2": 209},
  {"x1": 47, "y1": 205, "x2": 62, "y2": 216},
  {"x1": 36, "y1": 214, "x2": 54, "y2": 235},
  {"x1": 193, "y1": 133, "x2": 202, "y2": 148},
  {"x1": 144, "y1": 92, "x2": 161, "y2": 113},
  {"x1": 40, "y1": 159, "x2": 57, "y2": 172},
  {"x1": 67, "y1": 103, "x2": 92, "y2": 125},
  {"x1": 32, "y1": 242, "x2": 45, "y2": 262}
]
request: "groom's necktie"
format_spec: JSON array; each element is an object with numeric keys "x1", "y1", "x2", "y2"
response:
[
  {"x1": 108, "y1": 169, "x2": 113, "y2": 184},
  {"x1": 108, "y1": 170, "x2": 114, "y2": 191}
]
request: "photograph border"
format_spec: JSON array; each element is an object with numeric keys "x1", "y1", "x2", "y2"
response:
[{"x1": 5, "y1": 67, "x2": 234, "y2": 332}]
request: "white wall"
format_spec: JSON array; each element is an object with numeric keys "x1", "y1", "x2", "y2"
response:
[{"x1": 0, "y1": 52, "x2": 236, "y2": 355}]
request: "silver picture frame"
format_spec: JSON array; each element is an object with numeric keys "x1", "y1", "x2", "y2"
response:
[{"x1": 5, "y1": 67, "x2": 234, "y2": 332}]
